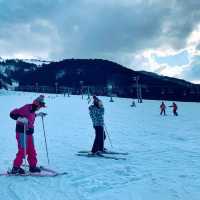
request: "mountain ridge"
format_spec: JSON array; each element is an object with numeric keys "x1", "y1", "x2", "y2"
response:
[{"x1": 0, "y1": 58, "x2": 199, "y2": 101}]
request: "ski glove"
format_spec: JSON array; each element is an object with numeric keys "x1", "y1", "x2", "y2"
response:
[
  {"x1": 17, "y1": 117, "x2": 28, "y2": 125},
  {"x1": 36, "y1": 112, "x2": 47, "y2": 117}
]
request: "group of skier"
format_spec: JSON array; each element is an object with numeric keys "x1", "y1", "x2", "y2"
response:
[
  {"x1": 9, "y1": 94, "x2": 106, "y2": 174},
  {"x1": 8, "y1": 93, "x2": 179, "y2": 175},
  {"x1": 160, "y1": 101, "x2": 178, "y2": 116}
]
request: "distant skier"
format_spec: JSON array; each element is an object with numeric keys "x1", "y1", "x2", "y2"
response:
[
  {"x1": 9, "y1": 95, "x2": 47, "y2": 174},
  {"x1": 169, "y1": 102, "x2": 178, "y2": 116},
  {"x1": 131, "y1": 100, "x2": 136, "y2": 107},
  {"x1": 89, "y1": 96, "x2": 106, "y2": 154},
  {"x1": 160, "y1": 101, "x2": 166, "y2": 115}
]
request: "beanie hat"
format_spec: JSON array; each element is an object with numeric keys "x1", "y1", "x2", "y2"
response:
[{"x1": 32, "y1": 95, "x2": 46, "y2": 108}]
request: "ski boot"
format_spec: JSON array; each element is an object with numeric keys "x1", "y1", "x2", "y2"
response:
[
  {"x1": 29, "y1": 166, "x2": 41, "y2": 173},
  {"x1": 11, "y1": 166, "x2": 25, "y2": 174}
]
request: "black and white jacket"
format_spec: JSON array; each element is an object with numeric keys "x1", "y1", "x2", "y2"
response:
[{"x1": 89, "y1": 105, "x2": 104, "y2": 127}]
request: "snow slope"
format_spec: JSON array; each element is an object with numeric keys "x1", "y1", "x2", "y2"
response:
[{"x1": 0, "y1": 91, "x2": 200, "y2": 200}]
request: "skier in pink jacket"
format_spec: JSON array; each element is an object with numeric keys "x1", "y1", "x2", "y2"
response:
[{"x1": 10, "y1": 95, "x2": 46, "y2": 174}]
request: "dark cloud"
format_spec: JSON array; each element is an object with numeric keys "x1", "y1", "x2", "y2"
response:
[{"x1": 0, "y1": 0, "x2": 200, "y2": 66}]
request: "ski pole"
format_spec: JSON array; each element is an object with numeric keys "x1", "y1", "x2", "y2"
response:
[
  {"x1": 41, "y1": 116, "x2": 50, "y2": 165},
  {"x1": 104, "y1": 123, "x2": 113, "y2": 149},
  {"x1": 23, "y1": 124, "x2": 27, "y2": 172}
]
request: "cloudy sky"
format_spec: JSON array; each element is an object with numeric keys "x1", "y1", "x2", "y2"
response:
[{"x1": 0, "y1": 0, "x2": 200, "y2": 83}]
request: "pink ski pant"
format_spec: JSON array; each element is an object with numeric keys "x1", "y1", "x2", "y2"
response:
[{"x1": 13, "y1": 132, "x2": 37, "y2": 168}]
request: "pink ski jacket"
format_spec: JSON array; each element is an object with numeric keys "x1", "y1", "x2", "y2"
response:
[{"x1": 10, "y1": 104, "x2": 36, "y2": 134}]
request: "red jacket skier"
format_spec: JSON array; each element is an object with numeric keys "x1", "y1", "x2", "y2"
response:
[
  {"x1": 10, "y1": 95, "x2": 46, "y2": 174},
  {"x1": 169, "y1": 102, "x2": 178, "y2": 116}
]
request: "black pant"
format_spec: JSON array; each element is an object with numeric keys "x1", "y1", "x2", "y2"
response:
[
  {"x1": 160, "y1": 109, "x2": 166, "y2": 115},
  {"x1": 173, "y1": 110, "x2": 178, "y2": 116},
  {"x1": 91, "y1": 126, "x2": 106, "y2": 153}
]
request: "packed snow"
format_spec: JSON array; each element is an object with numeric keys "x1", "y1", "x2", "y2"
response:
[{"x1": 0, "y1": 91, "x2": 200, "y2": 200}]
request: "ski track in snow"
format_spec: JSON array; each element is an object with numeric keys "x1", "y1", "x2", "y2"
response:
[{"x1": 0, "y1": 91, "x2": 200, "y2": 200}]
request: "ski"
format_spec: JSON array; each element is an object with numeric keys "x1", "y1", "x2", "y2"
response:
[
  {"x1": 23, "y1": 164, "x2": 68, "y2": 175},
  {"x1": 76, "y1": 153, "x2": 126, "y2": 160},
  {"x1": 0, "y1": 171, "x2": 66, "y2": 177},
  {"x1": 39, "y1": 166, "x2": 68, "y2": 176},
  {"x1": 39, "y1": 166, "x2": 58, "y2": 173},
  {"x1": 78, "y1": 150, "x2": 129, "y2": 155},
  {"x1": 0, "y1": 166, "x2": 67, "y2": 177}
]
